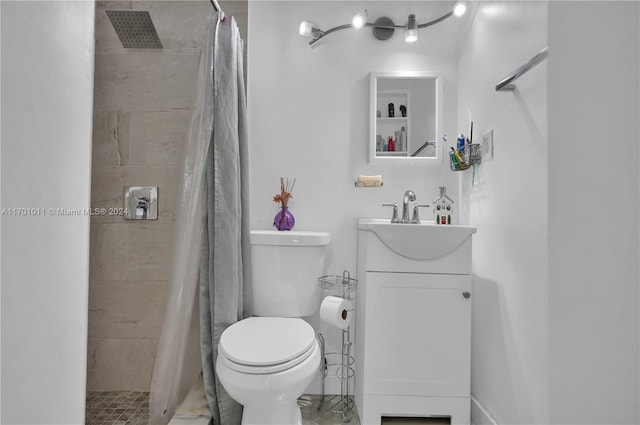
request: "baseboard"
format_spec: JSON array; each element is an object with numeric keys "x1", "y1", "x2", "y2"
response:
[{"x1": 470, "y1": 395, "x2": 498, "y2": 425}]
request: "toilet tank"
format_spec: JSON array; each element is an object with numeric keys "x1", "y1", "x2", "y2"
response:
[{"x1": 250, "y1": 230, "x2": 331, "y2": 317}]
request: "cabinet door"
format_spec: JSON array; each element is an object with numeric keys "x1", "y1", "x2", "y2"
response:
[{"x1": 363, "y1": 272, "x2": 471, "y2": 397}]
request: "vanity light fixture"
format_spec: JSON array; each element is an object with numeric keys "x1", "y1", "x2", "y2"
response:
[{"x1": 298, "y1": 1, "x2": 467, "y2": 46}]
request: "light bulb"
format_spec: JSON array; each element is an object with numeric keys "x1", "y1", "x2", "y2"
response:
[
  {"x1": 453, "y1": 1, "x2": 467, "y2": 17},
  {"x1": 299, "y1": 20, "x2": 325, "y2": 40},
  {"x1": 352, "y1": 9, "x2": 368, "y2": 29},
  {"x1": 405, "y1": 14, "x2": 418, "y2": 43},
  {"x1": 299, "y1": 21, "x2": 314, "y2": 37}
]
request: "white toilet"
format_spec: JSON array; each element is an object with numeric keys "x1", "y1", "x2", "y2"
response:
[{"x1": 216, "y1": 230, "x2": 331, "y2": 425}]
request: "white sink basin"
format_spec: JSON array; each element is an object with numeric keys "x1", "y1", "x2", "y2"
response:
[{"x1": 358, "y1": 218, "x2": 477, "y2": 260}]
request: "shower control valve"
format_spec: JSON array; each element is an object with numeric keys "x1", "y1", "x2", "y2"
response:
[{"x1": 124, "y1": 186, "x2": 158, "y2": 220}]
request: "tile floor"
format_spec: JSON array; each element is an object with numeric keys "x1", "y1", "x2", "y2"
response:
[
  {"x1": 86, "y1": 391, "x2": 360, "y2": 425},
  {"x1": 300, "y1": 394, "x2": 360, "y2": 425},
  {"x1": 85, "y1": 391, "x2": 149, "y2": 425},
  {"x1": 84, "y1": 391, "x2": 451, "y2": 425}
]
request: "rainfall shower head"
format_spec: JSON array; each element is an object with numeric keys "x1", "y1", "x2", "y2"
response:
[{"x1": 106, "y1": 11, "x2": 163, "y2": 49}]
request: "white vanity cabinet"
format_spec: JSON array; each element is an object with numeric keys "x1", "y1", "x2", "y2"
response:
[{"x1": 355, "y1": 218, "x2": 476, "y2": 425}]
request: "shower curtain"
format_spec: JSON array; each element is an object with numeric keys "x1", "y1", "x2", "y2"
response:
[{"x1": 149, "y1": 12, "x2": 250, "y2": 425}]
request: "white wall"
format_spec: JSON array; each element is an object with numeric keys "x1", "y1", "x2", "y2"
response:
[
  {"x1": 0, "y1": 3, "x2": 3, "y2": 419},
  {"x1": 248, "y1": 1, "x2": 462, "y2": 246},
  {"x1": 1, "y1": 1, "x2": 95, "y2": 423},
  {"x1": 457, "y1": 2, "x2": 549, "y2": 424},
  {"x1": 460, "y1": 2, "x2": 640, "y2": 424},
  {"x1": 248, "y1": 0, "x2": 461, "y2": 269},
  {"x1": 548, "y1": 2, "x2": 639, "y2": 423},
  {"x1": 248, "y1": 0, "x2": 461, "y2": 392}
]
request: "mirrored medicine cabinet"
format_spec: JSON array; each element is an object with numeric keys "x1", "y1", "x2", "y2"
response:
[{"x1": 369, "y1": 72, "x2": 442, "y2": 165}]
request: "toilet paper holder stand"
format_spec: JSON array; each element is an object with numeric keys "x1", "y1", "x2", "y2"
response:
[{"x1": 317, "y1": 270, "x2": 358, "y2": 423}]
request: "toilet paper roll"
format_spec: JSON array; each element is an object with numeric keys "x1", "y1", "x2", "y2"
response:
[{"x1": 319, "y1": 296, "x2": 353, "y2": 330}]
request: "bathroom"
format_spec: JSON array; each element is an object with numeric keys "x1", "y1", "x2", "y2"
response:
[{"x1": 1, "y1": 1, "x2": 639, "y2": 425}]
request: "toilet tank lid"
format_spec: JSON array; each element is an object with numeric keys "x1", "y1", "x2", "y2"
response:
[{"x1": 250, "y1": 230, "x2": 331, "y2": 246}]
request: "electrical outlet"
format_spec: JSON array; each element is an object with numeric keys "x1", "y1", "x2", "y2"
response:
[{"x1": 482, "y1": 129, "x2": 494, "y2": 161}]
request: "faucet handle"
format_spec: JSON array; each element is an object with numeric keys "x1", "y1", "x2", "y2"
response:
[
  {"x1": 411, "y1": 204, "x2": 430, "y2": 224},
  {"x1": 382, "y1": 203, "x2": 400, "y2": 223}
]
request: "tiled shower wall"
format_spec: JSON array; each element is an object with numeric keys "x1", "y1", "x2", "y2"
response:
[{"x1": 87, "y1": 0, "x2": 247, "y2": 391}]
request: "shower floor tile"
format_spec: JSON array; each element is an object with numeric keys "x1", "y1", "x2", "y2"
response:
[{"x1": 85, "y1": 391, "x2": 149, "y2": 425}]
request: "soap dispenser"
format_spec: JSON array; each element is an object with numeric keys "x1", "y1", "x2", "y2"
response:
[{"x1": 433, "y1": 186, "x2": 454, "y2": 225}]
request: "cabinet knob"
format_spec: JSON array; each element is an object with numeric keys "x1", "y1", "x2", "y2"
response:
[{"x1": 462, "y1": 291, "x2": 471, "y2": 299}]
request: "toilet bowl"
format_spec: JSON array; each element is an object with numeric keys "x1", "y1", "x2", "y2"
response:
[
  {"x1": 215, "y1": 230, "x2": 330, "y2": 425},
  {"x1": 216, "y1": 317, "x2": 320, "y2": 425}
]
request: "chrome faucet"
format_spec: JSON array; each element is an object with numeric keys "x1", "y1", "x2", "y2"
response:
[{"x1": 401, "y1": 190, "x2": 416, "y2": 223}]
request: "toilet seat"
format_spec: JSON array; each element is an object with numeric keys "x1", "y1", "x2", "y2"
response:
[{"x1": 218, "y1": 317, "x2": 317, "y2": 375}]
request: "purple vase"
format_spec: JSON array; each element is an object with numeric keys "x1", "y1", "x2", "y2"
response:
[{"x1": 273, "y1": 206, "x2": 295, "y2": 231}]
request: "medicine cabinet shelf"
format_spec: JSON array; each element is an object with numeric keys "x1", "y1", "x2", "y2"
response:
[
  {"x1": 376, "y1": 90, "x2": 410, "y2": 156},
  {"x1": 377, "y1": 151, "x2": 408, "y2": 157}
]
